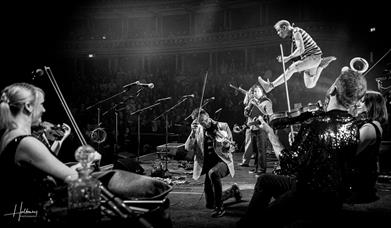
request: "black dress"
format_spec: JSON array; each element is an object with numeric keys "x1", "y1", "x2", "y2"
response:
[{"x1": 0, "y1": 135, "x2": 54, "y2": 224}]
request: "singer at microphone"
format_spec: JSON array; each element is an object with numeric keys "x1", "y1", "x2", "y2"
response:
[{"x1": 136, "y1": 81, "x2": 154, "y2": 89}]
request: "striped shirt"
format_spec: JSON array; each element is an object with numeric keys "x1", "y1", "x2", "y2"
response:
[{"x1": 291, "y1": 27, "x2": 322, "y2": 59}]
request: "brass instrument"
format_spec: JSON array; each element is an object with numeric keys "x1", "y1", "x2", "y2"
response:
[
  {"x1": 90, "y1": 127, "x2": 107, "y2": 144},
  {"x1": 350, "y1": 57, "x2": 369, "y2": 74},
  {"x1": 344, "y1": 57, "x2": 369, "y2": 74}
]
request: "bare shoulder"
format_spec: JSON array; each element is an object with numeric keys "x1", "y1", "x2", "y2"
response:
[
  {"x1": 362, "y1": 121, "x2": 383, "y2": 136},
  {"x1": 18, "y1": 136, "x2": 49, "y2": 153}
]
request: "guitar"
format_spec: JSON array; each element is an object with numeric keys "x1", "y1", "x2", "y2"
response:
[{"x1": 233, "y1": 115, "x2": 270, "y2": 134}]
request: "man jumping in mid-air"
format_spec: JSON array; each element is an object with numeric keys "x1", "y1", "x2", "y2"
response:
[{"x1": 258, "y1": 19, "x2": 336, "y2": 93}]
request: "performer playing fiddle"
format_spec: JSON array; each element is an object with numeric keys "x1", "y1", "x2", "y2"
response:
[
  {"x1": 238, "y1": 69, "x2": 367, "y2": 227},
  {"x1": 185, "y1": 108, "x2": 242, "y2": 218},
  {"x1": 236, "y1": 84, "x2": 273, "y2": 176},
  {"x1": 258, "y1": 19, "x2": 336, "y2": 93},
  {"x1": 0, "y1": 83, "x2": 101, "y2": 223},
  {"x1": 32, "y1": 121, "x2": 71, "y2": 156}
]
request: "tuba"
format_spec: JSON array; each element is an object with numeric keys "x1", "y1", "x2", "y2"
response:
[
  {"x1": 349, "y1": 57, "x2": 369, "y2": 74},
  {"x1": 90, "y1": 127, "x2": 107, "y2": 144}
]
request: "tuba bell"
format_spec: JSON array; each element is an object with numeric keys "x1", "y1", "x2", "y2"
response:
[
  {"x1": 90, "y1": 127, "x2": 107, "y2": 144},
  {"x1": 350, "y1": 57, "x2": 369, "y2": 74}
]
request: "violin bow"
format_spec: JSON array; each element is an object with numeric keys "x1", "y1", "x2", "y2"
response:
[
  {"x1": 197, "y1": 71, "x2": 209, "y2": 123},
  {"x1": 363, "y1": 48, "x2": 391, "y2": 77},
  {"x1": 44, "y1": 66, "x2": 87, "y2": 146}
]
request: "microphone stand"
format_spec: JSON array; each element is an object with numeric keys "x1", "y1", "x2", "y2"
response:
[
  {"x1": 153, "y1": 98, "x2": 189, "y2": 171},
  {"x1": 214, "y1": 107, "x2": 223, "y2": 121},
  {"x1": 130, "y1": 102, "x2": 162, "y2": 161},
  {"x1": 85, "y1": 87, "x2": 135, "y2": 111},
  {"x1": 101, "y1": 89, "x2": 142, "y2": 157},
  {"x1": 96, "y1": 108, "x2": 101, "y2": 151}
]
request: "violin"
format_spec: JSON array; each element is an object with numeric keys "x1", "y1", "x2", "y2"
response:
[
  {"x1": 268, "y1": 101, "x2": 324, "y2": 129},
  {"x1": 214, "y1": 129, "x2": 236, "y2": 148},
  {"x1": 32, "y1": 121, "x2": 67, "y2": 146}
]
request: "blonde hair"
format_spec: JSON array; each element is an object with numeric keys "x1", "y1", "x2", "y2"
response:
[
  {"x1": 274, "y1": 20, "x2": 291, "y2": 30},
  {"x1": 0, "y1": 83, "x2": 44, "y2": 130}
]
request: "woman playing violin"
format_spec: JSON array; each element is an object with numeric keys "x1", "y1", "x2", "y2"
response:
[
  {"x1": 185, "y1": 108, "x2": 241, "y2": 218},
  {"x1": 0, "y1": 83, "x2": 100, "y2": 224},
  {"x1": 32, "y1": 121, "x2": 71, "y2": 156}
]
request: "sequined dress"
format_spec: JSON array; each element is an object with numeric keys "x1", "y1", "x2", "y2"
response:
[{"x1": 278, "y1": 110, "x2": 360, "y2": 194}]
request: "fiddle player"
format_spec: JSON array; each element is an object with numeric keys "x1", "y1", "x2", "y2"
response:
[
  {"x1": 258, "y1": 19, "x2": 336, "y2": 93},
  {"x1": 185, "y1": 108, "x2": 242, "y2": 218},
  {"x1": 32, "y1": 121, "x2": 71, "y2": 156},
  {"x1": 0, "y1": 83, "x2": 100, "y2": 224},
  {"x1": 237, "y1": 84, "x2": 273, "y2": 176},
  {"x1": 238, "y1": 69, "x2": 367, "y2": 227}
]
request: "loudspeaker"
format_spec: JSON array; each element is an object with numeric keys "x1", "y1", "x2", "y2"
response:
[{"x1": 114, "y1": 157, "x2": 145, "y2": 175}]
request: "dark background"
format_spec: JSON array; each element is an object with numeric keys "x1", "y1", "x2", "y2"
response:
[{"x1": 2, "y1": 0, "x2": 390, "y2": 164}]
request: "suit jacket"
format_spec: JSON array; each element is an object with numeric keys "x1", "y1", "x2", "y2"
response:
[{"x1": 185, "y1": 121, "x2": 235, "y2": 180}]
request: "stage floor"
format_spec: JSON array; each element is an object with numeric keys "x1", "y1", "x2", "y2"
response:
[{"x1": 137, "y1": 151, "x2": 391, "y2": 228}]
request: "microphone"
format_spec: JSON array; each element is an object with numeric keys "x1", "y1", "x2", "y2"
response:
[
  {"x1": 155, "y1": 97, "x2": 172, "y2": 103},
  {"x1": 204, "y1": 97, "x2": 215, "y2": 102},
  {"x1": 123, "y1": 81, "x2": 140, "y2": 89},
  {"x1": 181, "y1": 94, "x2": 195, "y2": 99},
  {"x1": 31, "y1": 69, "x2": 44, "y2": 79},
  {"x1": 136, "y1": 81, "x2": 154, "y2": 89}
]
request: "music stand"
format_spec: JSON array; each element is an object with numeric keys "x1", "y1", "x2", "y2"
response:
[
  {"x1": 130, "y1": 102, "x2": 161, "y2": 161},
  {"x1": 153, "y1": 98, "x2": 190, "y2": 171}
]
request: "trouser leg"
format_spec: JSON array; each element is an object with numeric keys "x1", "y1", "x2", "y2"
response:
[{"x1": 208, "y1": 161, "x2": 229, "y2": 208}]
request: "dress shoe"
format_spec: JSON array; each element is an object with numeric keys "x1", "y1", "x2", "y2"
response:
[
  {"x1": 211, "y1": 207, "x2": 226, "y2": 218},
  {"x1": 248, "y1": 168, "x2": 256, "y2": 174},
  {"x1": 319, "y1": 56, "x2": 337, "y2": 69},
  {"x1": 255, "y1": 171, "x2": 266, "y2": 178},
  {"x1": 258, "y1": 76, "x2": 274, "y2": 93}
]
